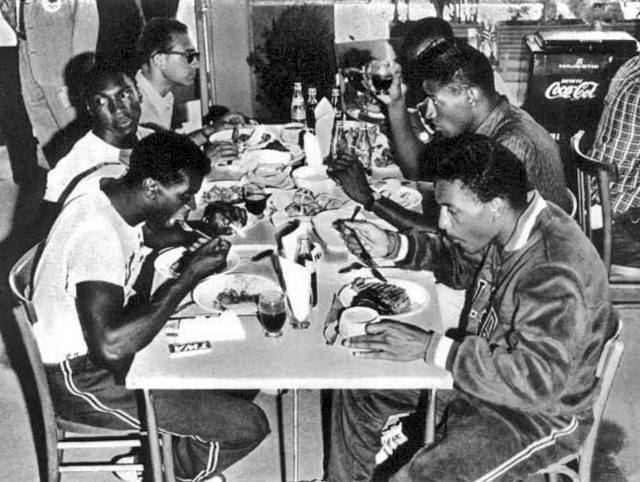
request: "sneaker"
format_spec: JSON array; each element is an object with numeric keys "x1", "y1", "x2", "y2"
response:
[{"x1": 111, "y1": 452, "x2": 143, "y2": 482}]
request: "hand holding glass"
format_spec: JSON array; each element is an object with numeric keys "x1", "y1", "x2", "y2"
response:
[
  {"x1": 365, "y1": 60, "x2": 395, "y2": 96},
  {"x1": 258, "y1": 290, "x2": 287, "y2": 337}
]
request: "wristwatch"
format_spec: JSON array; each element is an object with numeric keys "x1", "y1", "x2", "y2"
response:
[{"x1": 364, "y1": 191, "x2": 382, "y2": 211}]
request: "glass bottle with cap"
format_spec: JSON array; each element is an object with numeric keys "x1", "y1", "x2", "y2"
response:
[
  {"x1": 290, "y1": 81, "x2": 306, "y2": 124},
  {"x1": 305, "y1": 86, "x2": 318, "y2": 132},
  {"x1": 354, "y1": 123, "x2": 372, "y2": 175}
]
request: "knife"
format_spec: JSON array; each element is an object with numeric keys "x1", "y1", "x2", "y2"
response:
[{"x1": 347, "y1": 226, "x2": 388, "y2": 283}]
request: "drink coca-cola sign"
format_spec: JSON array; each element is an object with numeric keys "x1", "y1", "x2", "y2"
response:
[{"x1": 544, "y1": 79, "x2": 599, "y2": 101}]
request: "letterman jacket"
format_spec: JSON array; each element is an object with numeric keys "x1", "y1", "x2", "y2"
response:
[{"x1": 393, "y1": 191, "x2": 618, "y2": 422}]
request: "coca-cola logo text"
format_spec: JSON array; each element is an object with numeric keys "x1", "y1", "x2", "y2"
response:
[{"x1": 545, "y1": 80, "x2": 599, "y2": 100}]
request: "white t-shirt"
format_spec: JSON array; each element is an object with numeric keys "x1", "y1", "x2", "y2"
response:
[
  {"x1": 32, "y1": 188, "x2": 149, "y2": 363},
  {"x1": 136, "y1": 69, "x2": 174, "y2": 130},
  {"x1": 44, "y1": 128, "x2": 153, "y2": 203}
]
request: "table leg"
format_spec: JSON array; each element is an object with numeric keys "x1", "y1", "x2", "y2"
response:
[
  {"x1": 143, "y1": 389, "x2": 164, "y2": 482},
  {"x1": 424, "y1": 389, "x2": 437, "y2": 445},
  {"x1": 293, "y1": 389, "x2": 299, "y2": 482}
]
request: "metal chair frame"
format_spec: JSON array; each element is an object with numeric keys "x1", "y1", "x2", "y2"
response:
[
  {"x1": 7, "y1": 242, "x2": 174, "y2": 482},
  {"x1": 537, "y1": 321, "x2": 624, "y2": 482}
]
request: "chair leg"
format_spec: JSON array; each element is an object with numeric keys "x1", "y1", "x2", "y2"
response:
[{"x1": 161, "y1": 433, "x2": 175, "y2": 482}]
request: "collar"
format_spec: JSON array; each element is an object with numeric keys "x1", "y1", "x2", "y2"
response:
[
  {"x1": 503, "y1": 190, "x2": 547, "y2": 252},
  {"x1": 135, "y1": 69, "x2": 173, "y2": 107},
  {"x1": 474, "y1": 95, "x2": 510, "y2": 137}
]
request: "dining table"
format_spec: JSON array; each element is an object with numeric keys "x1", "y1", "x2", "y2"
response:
[{"x1": 125, "y1": 123, "x2": 454, "y2": 482}]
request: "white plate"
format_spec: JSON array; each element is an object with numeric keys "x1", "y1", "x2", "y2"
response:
[
  {"x1": 371, "y1": 180, "x2": 422, "y2": 211},
  {"x1": 338, "y1": 277, "x2": 429, "y2": 318},
  {"x1": 192, "y1": 273, "x2": 279, "y2": 315},
  {"x1": 209, "y1": 127, "x2": 304, "y2": 164},
  {"x1": 154, "y1": 246, "x2": 240, "y2": 279}
]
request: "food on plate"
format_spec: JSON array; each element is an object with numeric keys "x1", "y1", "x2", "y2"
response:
[
  {"x1": 293, "y1": 188, "x2": 315, "y2": 205},
  {"x1": 285, "y1": 188, "x2": 343, "y2": 217},
  {"x1": 202, "y1": 184, "x2": 244, "y2": 204},
  {"x1": 215, "y1": 288, "x2": 259, "y2": 307},
  {"x1": 349, "y1": 277, "x2": 411, "y2": 315},
  {"x1": 285, "y1": 201, "x2": 322, "y2": 217}
]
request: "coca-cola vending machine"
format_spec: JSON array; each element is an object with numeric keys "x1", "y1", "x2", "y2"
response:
[{"x1": 523, "y1": 30, "x2": 638, "y2": 138}]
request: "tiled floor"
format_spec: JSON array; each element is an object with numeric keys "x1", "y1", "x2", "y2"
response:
[{"x1": 0, "y1": 144, "x2": 639, "y2": 482}]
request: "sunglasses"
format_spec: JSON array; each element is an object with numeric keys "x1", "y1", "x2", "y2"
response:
[{"x1": 162, "y1": 50, "x2": 201, "y2": 64}]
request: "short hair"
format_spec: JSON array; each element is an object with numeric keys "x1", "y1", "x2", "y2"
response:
[
  {"x1": 124, "y1": 131, "x2": 209, "y2": 187},
  {"x1": 433, "y1": 133, "x2": 529, "y2": 210},
  {"x1": 410, "y1": 42, "x2": 496, "y2": 95},
  {"x1": 137, "y1": 17, "x2": 189, "y2": 65},
  {"x1": 82, "y1": 65, "x2": 135, "y2": 104},
  {"x1": 402, "y1": 17, "x2": 454, "y2": 62}
]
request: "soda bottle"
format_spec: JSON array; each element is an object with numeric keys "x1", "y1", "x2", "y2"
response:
[
  {"x1": 330, "y1": 118, "x2": 351, "y2": 162},
  {"x1": 305, "y1": 86, "x2": 318, "y2": 131},
  {"x1": 294, "y1": 234, "x2": 317, "y2": 310},
  {"x1": 290, "y1": 82, "x2": 306, "y2": 124},
  {"x1": 330, "y1": 87, "x2": 343, "y2": 121},
  {"x1": 354, "y1": 124, "x2": 372, "y2": 175}
]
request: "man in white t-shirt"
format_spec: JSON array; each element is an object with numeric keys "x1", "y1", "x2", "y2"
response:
[
  {"x1": 32, "y1": 131, "x2": 269, "y2": 481},
  {"x1": 44, "y1": 66, "x2": 152, "y2": 204}
]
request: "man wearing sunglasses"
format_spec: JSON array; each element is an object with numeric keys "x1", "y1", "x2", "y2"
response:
[
  {"x1": 135, "y1": 17, "x2": 244, "y2": 170},
  {"x1": 136, "y1": 17, "x2": 200, "y2": 132}
]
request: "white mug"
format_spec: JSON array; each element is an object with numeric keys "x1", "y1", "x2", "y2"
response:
[
  {"x1": 339, "y1": 307, "x2": 379, "y2": 339},
  {"x1": 280, "y1": 122, "x2": 305, "y2": 145}
]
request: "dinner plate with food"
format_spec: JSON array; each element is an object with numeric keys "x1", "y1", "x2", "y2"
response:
[
  {"x1": 209, "y1": 125, "x2": 304, "y2": 165},
  {"x1": 192, "y1": 273, "x2": 279, "y2": 316},
  {"x1": 370, "y1": 179, "x2": 422, "y2": 211},
  {"x1": 338, "y1": 276, "x2": 429, "y2": 318},
  {"x1": 155, "y1": 246, "x2": 241, "y2": 279}
]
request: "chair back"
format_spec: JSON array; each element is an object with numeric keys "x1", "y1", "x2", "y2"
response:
[
  {"x1": 570, "y1": 130, "x2": 619, "y2": 273},
  {"x1": 578, "y1": 321, "x2": 625, "y2": 480},
  {"x1": 9, "y1": 306, "x2": 60, "y2": 482},
  {"x1": 8, "y1": 241, "x2": 44, "y2": 324}
]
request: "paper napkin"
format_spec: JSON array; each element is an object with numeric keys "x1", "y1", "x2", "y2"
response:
[
  {"x1": 314, "y1": 98, "x2": 334, "y2": 159},
  {"x1": 165, "y1": 312, "x2": 246, "y2": 343},
  {"x1": 279, "y1": 256, "x2": 311, "y2": 322},
  {"x1": 303, "y1": 131, "x2": 323, "y2": 168}
]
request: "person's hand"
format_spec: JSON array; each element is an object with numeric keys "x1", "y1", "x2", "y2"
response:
[
  {"x1": 342, "y1": 319, "x2": 433, "y2": 361},
  {"x1": 204, "y1": 141, "x2": 239, "y2": 167},
  {"x1": 327, "y1": 152, "x2": 374, "y2": 205},
  {"x1": 334, "y1": 220, "x2": 390, "y2": 258},
  {"x1": 183, "y1": 237, "x2": 231, "y2": 279},
  {"x1": 365, "y1": 62, "x2": 405, "y2": 108},
  {"x1": 202, "y1": 202, "x2": 248, "y2": 235}
]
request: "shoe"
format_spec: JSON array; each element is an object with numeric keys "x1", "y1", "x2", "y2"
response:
[{"x1": 111, "y1": 452, "x2": 143, "y2": 482}]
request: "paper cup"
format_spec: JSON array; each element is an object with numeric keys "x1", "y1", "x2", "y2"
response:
[
  {"x1": 280, "y1": 123, "x2": 305, "y2": 145},
  {"x1": 339, "y1": 307, "x2": 379, "y2": 339}
]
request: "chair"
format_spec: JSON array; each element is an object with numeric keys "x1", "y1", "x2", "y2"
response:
[
  {"x1": 537, "y1": 321, "x2": 625, "y2": 482},
  {"x1": 7, "y1": 243, "x2": 174, "y2": 482},
  {"x1": 570, "y1": 130, "x2": 640, "y2": 306}
]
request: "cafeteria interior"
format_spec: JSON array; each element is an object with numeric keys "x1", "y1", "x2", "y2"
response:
[{"x1": 2, "y1": 1, "x2": 640, "y2": 481}]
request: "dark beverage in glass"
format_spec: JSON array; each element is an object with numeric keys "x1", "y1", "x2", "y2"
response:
[
  {"x1": 258, "y1": 310, "x2": 287, "y2": 334},
  {"x1": 244, "y1": 194, "x2": 269, "y2": 216},
  {"x1": 371, "y1": 75, "x2": 393, "y2": 94},
  {"x1": 258, "y1": 290, "x2": 287, "y2": 337}
]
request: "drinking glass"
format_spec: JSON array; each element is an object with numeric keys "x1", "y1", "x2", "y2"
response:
[
  {"x1": 364, "y1": 60, "x2": 395, "y2": 96},
  {"x1": 243, "y1": 184, "x2": 271, "y2": 219},
  {"x1": 258, "y1": 290, "x2": 287, "y2": 337}
]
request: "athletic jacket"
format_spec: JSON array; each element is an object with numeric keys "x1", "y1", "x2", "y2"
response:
[{"x1": 394, "y1": 191, "x2": 619, "y2": 422}]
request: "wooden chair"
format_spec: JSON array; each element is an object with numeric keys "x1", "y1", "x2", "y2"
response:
[
  {"x1": 7, "y1": 243, "x2": 174, "y2": 482},
  {"x1": 537, "y1": 321, "x2": 625, "y2": 482},
  {"x1": 570, "y1": 130, "x2": 640, "y2": 305}
]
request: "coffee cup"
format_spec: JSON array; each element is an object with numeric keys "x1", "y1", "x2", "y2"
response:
[
  {"x1": 281, "y1": 123, "x2": 305, "y2": 145},
  {"x1": 339, "y1": 307, "x2": 379, "y2": 339}
]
